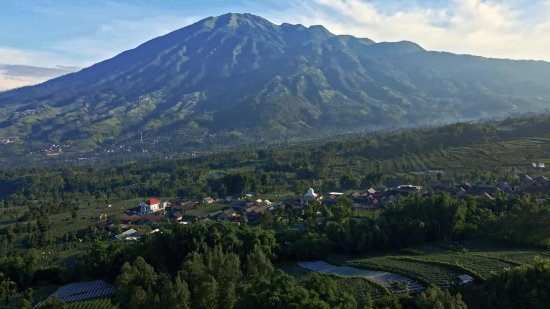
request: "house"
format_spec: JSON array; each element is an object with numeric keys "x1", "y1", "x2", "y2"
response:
[
  {"x1": 389, "y1": 185, "x2": 422, "y2": 196},
  {"x1": 170, "y1": 212, "x2": 183, "y2": 221},
  {"x1": 248, "y1": 206, "x2": 268, "y2": 221},
  {"x1": 139, "y1": 214, "x2": 164, "y2": 226},
  {"x1": 458, "y1": 182, "x2": 472, "y2": 191},
  {"x1": 202, "y1": 197, "x2": 214, "y2": 204},
  {"x1": 217, "y1": 209, "x2": 237, "y2": 222},
  {"x1": 230, "y1": 201, "x2": 249, "y2": 212},
  {"x1": 139, "y1": 198, "x2": 166, "y2": 216},
  {"x1": 119, "y1": 214, "x2": 143, "y2": 224},
  {"x1": 534, "y1": 176, "x2": 549, "y2": 186},
  {"x1": 300, "y1": 188, "x2": 321, "y2": 205},
  {"x1": 323, "y1": 195, "x2": 338, "y2": 206},
  {"x1": 520, "y1": 175, "x2": 535, "y2": 186},
  {"x1": 93, "y1": 221, "x2": 111, "y2": 231},
  {"x1": 181, "y1": 213, "x2": 205, "y2": 223},
  {"x1": 497, "y1": 183, "x2": 515, "y2": 194},
  {"x1": 452, "y1": 275, "x2": 474, "y2": 285},
  {"x1": 466, "y1": 190, "x2": 494, "y2": 199},
  {"x1": 208, "y1": 211, "x2": 223, "y2": 220}
]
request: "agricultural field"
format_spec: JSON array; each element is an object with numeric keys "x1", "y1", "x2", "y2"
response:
[
  {"x1": 346, "y1": 257, "x2": 459, "y2": 286},
  {"x1": 410, "y1": 253, "x2": 516, "y2": 279},
  {"x1": 351, "y1": 209, "x2": 379, "y2": 218},
  {"x1": 323, "y1": 136, "x2": 550, "y2": 180},
  {"x1": 332, "y1": 241, "x2": 550, "y2": 288},
  {"x1": 276, "y1": 262, "x2": 388, "y2": 301},
  {"x1": 440, "y1": 241, "x2": 550, "y2": 264},
  {"x1": 66, "y1": 298, "x2": 115, "y2": 309}
]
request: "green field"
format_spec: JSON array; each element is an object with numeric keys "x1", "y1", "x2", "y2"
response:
[
  {"x1": 346, "y1": 257, "x2": 460, "y2": 286},
  {"x1": 322, "y1": 136, "x2": 550, "y2": 182},
  {"x1": 276, "y1": 262, "x2": 387, "y2": 303},
  {"x1": 66, "y1": 297, "x2": 115, "y2": 309},
  {"x1": 334, "y1": 241, "x2": 550, "y2": 286}
]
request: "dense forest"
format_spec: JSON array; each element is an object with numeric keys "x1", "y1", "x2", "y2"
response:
[{"x1": 1, "y1": 114, "x2": 550, "y2": 308}]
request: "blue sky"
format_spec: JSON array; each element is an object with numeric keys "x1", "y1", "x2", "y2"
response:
[{"x1": 0, "y1": 0, "x2": 549, "y2": 90}]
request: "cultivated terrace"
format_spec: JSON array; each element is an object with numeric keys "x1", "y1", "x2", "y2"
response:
[{"x1": 0, "y1": 114, "x2": 550, "y2": 308}]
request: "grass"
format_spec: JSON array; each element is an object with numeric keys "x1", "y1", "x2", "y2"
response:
[{"x1": 276, "y1": 262, "x2": 386, "y2": 303}]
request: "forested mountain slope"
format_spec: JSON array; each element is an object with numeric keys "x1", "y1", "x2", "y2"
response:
[{"x1": 1, "y1": 13, "x2": 550, "y2": 153}]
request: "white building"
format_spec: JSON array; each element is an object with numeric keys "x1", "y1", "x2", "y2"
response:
[
  {"x1": 139, "y1": 198, "x2": 165, "y2": 216},
  {"x1": 301, "y1": 188, "x2": 321, "y2": 205}
]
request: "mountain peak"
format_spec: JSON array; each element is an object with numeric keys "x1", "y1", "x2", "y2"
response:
[{"x1": 1, "y1": 13, "x2": 549, "y2": 155}]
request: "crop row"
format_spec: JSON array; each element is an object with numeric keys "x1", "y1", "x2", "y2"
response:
[
  {"x1": 277, "y1": 263, "x2": 387, "y2": 302},
  {"x1": 346, "y1": 257, "x2": 459, "y2": 286},
  {"x1": 66, "y1": 298, "x2": 114, "y2": 309},
  {"x1": 412, "y1": 253, "x2": 515, "y2": 279}
]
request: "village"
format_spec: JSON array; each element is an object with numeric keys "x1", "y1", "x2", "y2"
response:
[{"x1": 93, "y1": 174, "x2": 550, "y2": 242}]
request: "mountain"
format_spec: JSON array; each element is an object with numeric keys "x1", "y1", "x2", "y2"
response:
[{"x1": 1, "y1": 12, "x2": 550, "y2": 153}]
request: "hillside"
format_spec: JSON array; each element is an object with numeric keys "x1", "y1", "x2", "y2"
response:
[{"x1": 1, "y1": 13, "x2": 550, "y2": 154}]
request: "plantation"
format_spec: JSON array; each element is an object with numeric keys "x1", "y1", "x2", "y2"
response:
[
  {"x1": 346, "y1": 257, "x2": 459, "y2": 286},
  {"x1": 413, "y1": 253, "x2": 517, "y2": 279},
  {"x1": 277, "y1": 262, "x2": 388, "y2": 301},
  {"x1": 351, "y1": 209, "x2": 379, "y2": 218},
  {"x1": 66, "y1": 298, "x2": 115, "y2": 309}
]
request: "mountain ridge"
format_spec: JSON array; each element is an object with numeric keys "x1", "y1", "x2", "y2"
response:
[{"x1": 0, "y1": 12, "x2": 550, "y2": 155}]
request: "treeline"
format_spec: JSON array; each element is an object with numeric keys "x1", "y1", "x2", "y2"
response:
[
  {"x1": 1, "y1": 189, "x2": 550, "y2": 307},
  {"x1": 0, "y1": 114, "x2": 550, "y2": 221}
]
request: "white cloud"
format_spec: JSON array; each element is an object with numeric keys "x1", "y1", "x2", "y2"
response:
[
  {"x1": 1, "y1": 0, "x2": 549, "y2": 90},
  {"x1": 262, "y1": 0, "x2": 550, "y2": 60},
  {"x1": 0, "y1": 47, "x2": 82, "y2": 90}
]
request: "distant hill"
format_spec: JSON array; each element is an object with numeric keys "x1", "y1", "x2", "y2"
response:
[{"x1": 1, "y1": 12, "x2": 550, "y2": 153}]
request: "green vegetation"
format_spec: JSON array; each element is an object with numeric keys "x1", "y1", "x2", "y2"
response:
[
  {"x1": 347, "y1": 257, "x2": 459, "y2": 286},
  {"x1": 1, "y1": 13, "x2": 550, "y2": 159},
  {"x1": 2, "y1": 113, "x2": 550, "y2": 308},
  {"x1": 66, "y1": 298, "x2": 115, "y2": 309},
  {"x1": 277, "y1": 262, "x2": 387, "y2": 303}
]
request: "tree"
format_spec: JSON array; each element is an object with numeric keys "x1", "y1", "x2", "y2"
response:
[
  {"x1": 331, "y1": 196, "x2": 353, "y2": 224},
  {"x1": 414, "y1": 286, "x2": 467, "y2": 309},
  {"x1": 112, "y1": 257, "x2": 159, "y2": 309},
  {"x1": 40, "y1": 296, "x2": 66, "y2": 309},
  {"x1": 159, "y1": 274, "x2": 191, "y2": 309},
  {"x1": 260, "y1": 212, "x2": 274, "y2": 230},
  {"x1": 191, "y1": 275, "x2": 218, "y2": 309},
  {"x1": 0, "y1": 278, "x2": 17, "y2": 307},
  {"x1": 485, "y1": 257, "x2": 550, "y2": 309}
]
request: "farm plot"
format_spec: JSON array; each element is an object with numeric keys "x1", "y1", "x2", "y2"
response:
[
  {"x1": 277, "y1": 263, "x2": 387, "y2": 301},
  {"x1": 482, "y1": 251, "x2": 549, "y2": 264},
  {"x1": 39, "y1": 280, "x2": 113, "y2": 305},
  {"x1": 346, "y1": 257, "x2": 459, "y2": 286},
  {"x1": 414, "y1": 253, "x2": 516, "y2": 279},
  {"x1": 351, "y1": 209, "x2": 379, "y2": 218},
  {"x1": 298, "y1": 261, "x2": 425, "y2": 293},
  {"x1": 67, "y1": 298, "x2": 115, "y2": 309}
]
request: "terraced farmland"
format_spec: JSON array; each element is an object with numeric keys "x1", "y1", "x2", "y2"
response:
[
  {"x1": 67, "y1": 298, "x2": 115, "y2": 309},
  {"x1": 346, "y1": 257, "x2": 460, "y2": 286},
  {"x1": 328, "y1": 136, "x2": 550, "y2": 179},
  {"x1": 298, "y1": 261, "x2": 426, "y2": 293},
  {"x1": 351, "y1": 209, "x2": 379, "y2": 218},
  {"x1": 405, "y1": 253, "x2": 516, "y2": 279},
  {"x1": 480, "y1": 251, "x2": 550, "y2": 264},
  {"x1": 277, "y1": 262, "x2": 388, "y2": 301}
]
